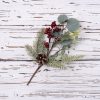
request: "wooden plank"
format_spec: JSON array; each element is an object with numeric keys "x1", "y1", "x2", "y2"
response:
[
  {"x1": 1, "y1": 28, "x2": 100, "y2": 60},
  {"x1": 0, "y1": 0, "x2": 100, "y2": 100},
  {"x1": 0, "y1": 0, "x2": 100, "y2": 60},
  {"x1": 0, "y1": 61, "x2": 100, "y2": 100}
]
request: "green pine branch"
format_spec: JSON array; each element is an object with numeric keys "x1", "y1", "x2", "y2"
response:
[
  {"x1": 47, "y1": 54, "x2": 84, "y2": 68},
  {"x1": 47, "y1": 61, "x2": 64, "y2": 68},
  {"x1": 25, "y1": 45, "x2": 37, "y2": 59},
  {"x1": 25, "y1": 28, "x2": 47, "y2": 59},
  {"x1": 35, "y1": 28, "x2": 47, "y2": 54},
  {"x1": 61, "y1": 55, "x2": 84, "y2": 63}
]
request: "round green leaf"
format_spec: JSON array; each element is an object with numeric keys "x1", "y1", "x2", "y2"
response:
[
  {"x1": 61, "y1": 40, "x2": 72, "y2": 46},
  {"x1": 53, "y1": 32, "x2": 61, "y2": 37},
  {"x1": 67, "y1": 18, "x2": 80, "y2": 32},
  {"x1": 58, "y1": 15, "x2": 68, "y2": 24},
  {"x1": 61, "y1": 33, "x2": 71, "y2": 42},
  {"x1": 60, "y1": 33, "x2": 73, "y2": 46}
]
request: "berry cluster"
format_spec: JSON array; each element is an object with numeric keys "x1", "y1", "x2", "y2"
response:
[
  {"x1": 44, "y1": 21, "x2": 62, "y2": 49},
  {"x1": 36, "y1": 21, "x2": 63, "y2": 64},
  {"x1": 44, "y1": 21, "x2": 61, "y2": 39},
  {"x1": 36, "y1": 20, "x2": 66, "y2": 65}
]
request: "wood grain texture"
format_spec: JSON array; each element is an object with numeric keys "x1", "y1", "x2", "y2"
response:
[
  {"x1": 0, "y1": 61, "x2": 100, "y2": 100},
  {"x1": 0, "y1": 0, "x2": 100, "y2": 100}
]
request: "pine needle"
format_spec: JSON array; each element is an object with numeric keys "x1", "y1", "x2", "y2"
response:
[
  {"x1": 25, "y1": 45, "x2": 37, "y2": 59},
  {"x1": 62, "y1": 55, "x2": 84, "y2": 63},
  {"x1": 47, "y1": 60, "x2": 63, "y2": 68},
  {"x1": 35, "y1": 28, "x2": 47, "y2": 54},
  {"x1": 47, "y1": 55, "x2": 84, "y2": 68}
]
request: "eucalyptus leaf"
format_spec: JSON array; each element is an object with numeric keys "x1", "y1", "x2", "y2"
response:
[
  {"x1": 61, "y1": 40, "x2": 72, "y2": 46},
  {"x1": 61, "y1": 32, "x2": 71, "y2": 41},
  {"x1": 61, "y1": 34, "x2": 69, "y2": 41},
  {"x1": 67, "y1": 18, "x2": 80, "y2": 32},
  {"x1": 53, "y1": 31, "x2": 61, "y2": 37},
  {"x1": 58, "y1": 15, "x2": 68, "y2": 24}
]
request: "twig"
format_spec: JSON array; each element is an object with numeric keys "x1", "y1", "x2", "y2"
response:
[
  {"x1": 47, "y1": 38, "x2": 51, "y2": 56},
  {"x1": 51, "y1": 48, "x2": 63, "y2": 57},
  {"x1": 47, "y1": 41, "x2": 56, "y2": 57},
  {"x1": 27, "y1": 39, "x2": 56, "y2": 85},
  {"x1": 27, "y1": 64, "x2": 43, "y2": 85}
]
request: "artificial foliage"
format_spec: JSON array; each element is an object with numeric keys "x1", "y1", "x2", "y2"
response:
[{"x1": 25, "y1": 15, "x2": 83, "y2": 85}]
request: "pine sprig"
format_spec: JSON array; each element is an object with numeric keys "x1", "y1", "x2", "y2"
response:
[
  {"x1": 61, "y1": 55, "x2": 84, "y2": 63},
  {"x1": 25, "y1": 45, "x2": 37, "y2": 59},
  {"x1": 47, "y1": 60, "x2": 63, "y2": 68},
  {"x1": 35, "y1": 28, "x2": 46, "y2": 54},
  {"x1": 47, "y1": 55, "x2": 83, "y2": 68},
  {"x1": 25, "y1": 29, "x2": 47, "y2": 59}
]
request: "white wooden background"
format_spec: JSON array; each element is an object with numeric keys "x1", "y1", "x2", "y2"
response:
[{"x1": 0, "y1": 0, "x2": 100, "y2": 100}]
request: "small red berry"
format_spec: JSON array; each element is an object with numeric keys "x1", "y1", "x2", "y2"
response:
[
  {"x1": 47, "y1": 32, "x2": 54, "y2": 39},
  {"x1": 51, "y1": 21, "x2": 56, "y2": 28},
  {"x1": 44, "y1": 42, "x2": 49, "y2": 48},
  {"x1": 44, "y1": 28, "x2": 52, "y2": 34},
  {"x1": 53, "y1": 27, "x2": 61, "y2": 32}
]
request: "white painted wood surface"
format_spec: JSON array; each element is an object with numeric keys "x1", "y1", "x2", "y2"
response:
[{"x1": 0, "y1": 0, "x2": 100, "y2": 100}]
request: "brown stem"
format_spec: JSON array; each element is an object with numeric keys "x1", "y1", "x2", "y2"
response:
[
  {"x1": 47, "y1": 41, "x2": 55, "y2": 57},
  {"x1": 27, "y1": 39, "x2": 55, "y2": 85},
  {"x1": 52, "y1": 48, "x2": 63, "y2": 56},
  {"x1": 47, "y1": 38, "x2": 51, "y2": 55},
  {"x1": 27, "y1": 64, "x2": 43, "y2": 85}
]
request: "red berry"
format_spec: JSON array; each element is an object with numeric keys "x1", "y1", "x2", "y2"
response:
[
  {"x1": 51, "y1": 21, "x2": 56, "y2": 28},
  {"x1": 47, "y1": 33, "x2": 54, "y2": 39},
  {"x1": 53, "y1": 27, "x2": 61, "y2": 32},
  {"x1": 44, "y1": 28, "x2": 52, "y2": 34},
  {"x1": 44, "y1": 42, "x2": 49, "y2": 48}
]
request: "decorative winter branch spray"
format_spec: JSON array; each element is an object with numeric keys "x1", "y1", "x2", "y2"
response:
[{"x1": 25, "y1": 15, "x2": 83, "y2": 85}]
